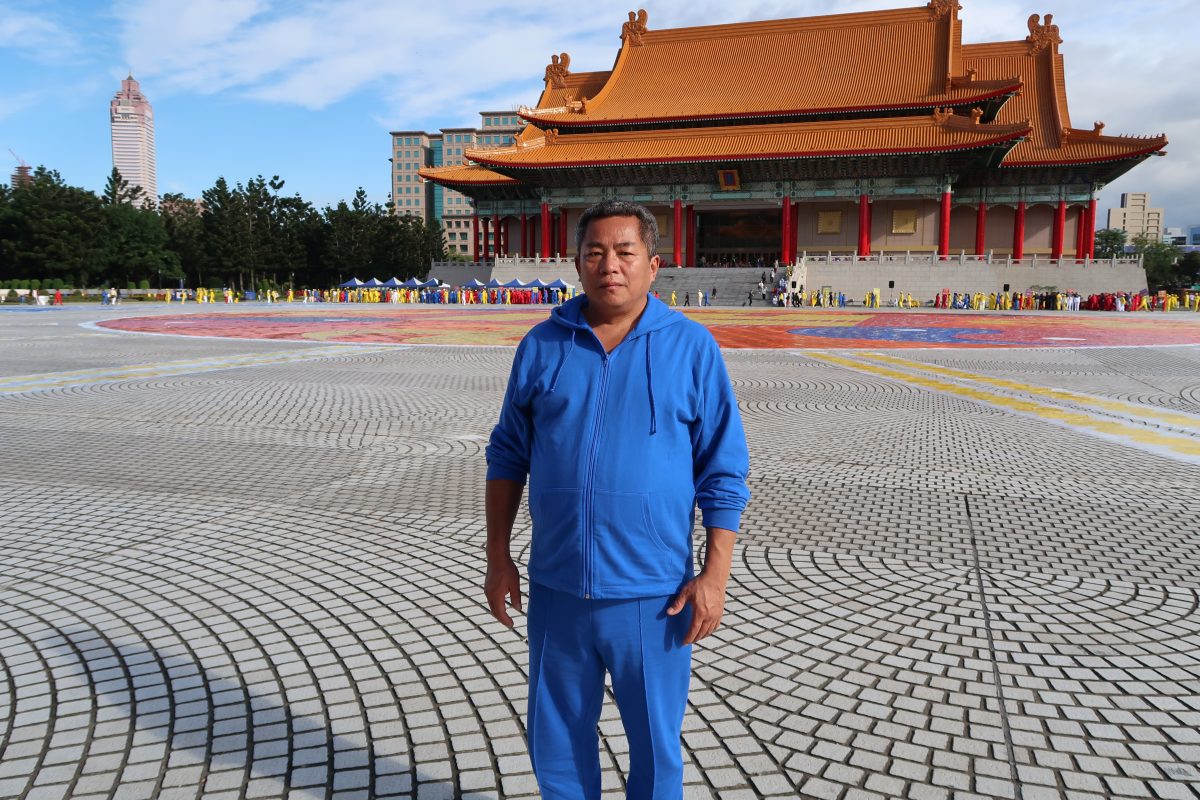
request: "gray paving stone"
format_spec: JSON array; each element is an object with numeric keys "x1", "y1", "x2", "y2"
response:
[{"x1": 3, "y1": 307, "x2": 1200, "y2": 800}]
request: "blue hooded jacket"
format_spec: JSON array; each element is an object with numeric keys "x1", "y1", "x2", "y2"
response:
[{"x1": 486, "y1": 293, "x2": 750, "y2": 599}]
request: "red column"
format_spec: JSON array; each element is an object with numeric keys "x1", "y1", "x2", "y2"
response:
[
  {"x1": 939, "y1": 191, "x2": 952, "y2": 257},
  {"x1": 858, "y1": 194, "x2": 872, "y2": 257},
  {"x1": 1051, "y1": 200, "x2": 1066, "y2": 260},
  {"x1": 781, "y1": 196, "x2": 792, "y2": 264},
  {"x1": 672, "y1": 199, "x2": 683, "y2": 266},
  {"x1": 790, "y1": 203, "x2": 800, "y2": 260},
  {"x1": 1013, "y1": 201, "x2": 1026, "y2": 260},
  {"x1": 975, "y1": 202, "x2": 988, "y2": 255},
  {"x1": 559, "y1": 211, "x2": 569, "y2": 258},
  {"x1": 540, "y1": 202, "x2": 551, "y2": 258},
  {"x1": 500, "y1": 217, "x2": 508, "y2": 256},
  {"x1": 1075, "y1": 206, "x2": 1087, "y2": 259},
  {"x1": 482, "y1": 216, "x2": 491, "y2": 260},
  {"x1": 472, "y1": 214, "x2": 480, "y2": 262},
  {"x1": 685, "y1": 204, "x2": 695, "y2": 267},
  {"x1": 519, "y1": 214, "x2": 527, "y2": 258},
  {"x1": 1085, "y1": 198, "x2": 1097, "y2": 258}
]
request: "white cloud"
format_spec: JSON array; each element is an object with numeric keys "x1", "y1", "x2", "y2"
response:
[{"x1": 0, "y1": 2, "x2": 81, "y2": 62}]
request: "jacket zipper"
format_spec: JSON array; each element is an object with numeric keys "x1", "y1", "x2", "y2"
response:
[{"x1": 582, "y1": 350, "x2": 611, "y2": 599}]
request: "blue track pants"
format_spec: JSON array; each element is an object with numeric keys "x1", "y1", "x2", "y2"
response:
[{"x1": 527, "y1": 582, "x2": 692, "y2": 800}]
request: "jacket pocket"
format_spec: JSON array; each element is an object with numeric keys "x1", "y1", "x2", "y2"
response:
[
  {"x1": 530, "y1": 488, "x2": 584, "y2": 591},
  {"x1": 592, "y1": 490, "x2": 684, "y2": 590}
]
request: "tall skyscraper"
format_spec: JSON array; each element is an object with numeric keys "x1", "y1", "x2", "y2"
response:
[{"x1": 110, "y1": 75, "x2": 157, "y2": 205}]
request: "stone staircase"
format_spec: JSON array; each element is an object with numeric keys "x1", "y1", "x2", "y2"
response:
[
  {"x1": 651, "y1": 267, "x2": 777, "y2": 307},
  {"x1": 428, "y1": 262, "x2": 782, "y2": 307}
]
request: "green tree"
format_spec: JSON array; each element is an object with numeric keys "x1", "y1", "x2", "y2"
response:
[
  {"x1": 102, "y1": 167, "x2": 147, "y2": 208},
  {"x1": 3, "y1": 168, "x2": 104, "y2": 286},
  {"x1": 322, "y1": 188, "x2": 379, "y2": 283},
  {"x1": 1130, "y1": 233, "x2": 1182, "y2": 290},
  {"x1": 200, "y1": 177, "x2": 252, "y2": 290},
  {"x1": 1093, "y1": 228, "x2": 1126, "y2": 259},
  {"x1": 1177, "y1": 252, "x2": 1200, "y2": 289},
  {"x1": 160, "y1": 194, "x2": 205, "y2": 287},
  {"x1": 100, "y1": 201, "x2": 179, "y2": 288}
]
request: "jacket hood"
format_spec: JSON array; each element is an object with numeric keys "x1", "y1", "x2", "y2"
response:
[{"x1": 550, "y1": 293, "x2": 684, "y2": 339}]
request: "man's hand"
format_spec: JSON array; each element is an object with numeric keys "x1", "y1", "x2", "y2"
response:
[
  {"x1": 484, "y1": 557, "x2": 522, "y2": 628},
  {"x1": 667, "y1": 526, "x2": 735, "y2": 644},
  {"x1": 484, "y1": 479, "x2": 525, "y2": 628},
  {"x1": 666, "y1": 570, "x2": 727, "y2": 644}
]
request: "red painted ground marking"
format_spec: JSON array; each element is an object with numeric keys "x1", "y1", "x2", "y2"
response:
[{"x1": 99, "y1": 307, "x2": 1200, "y2": 349}]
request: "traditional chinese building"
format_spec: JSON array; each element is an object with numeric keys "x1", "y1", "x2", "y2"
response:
[{"x1": 419, "y1": 1, "x2": 1166, "y2": 267}]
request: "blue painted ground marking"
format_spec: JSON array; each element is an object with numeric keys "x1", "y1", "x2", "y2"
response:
[{"x1": 787, "y1": 326, "x2": 1020, "y2": 344}]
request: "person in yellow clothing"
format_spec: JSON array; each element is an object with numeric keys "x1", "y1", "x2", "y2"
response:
[{"x1": 670, "y1": 290, "x2": 677, "y2": 307}]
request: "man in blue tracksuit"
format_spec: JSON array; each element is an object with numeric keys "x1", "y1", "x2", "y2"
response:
[{"x1": 485, "y1": 200, "x2": 750, "y2": 799}]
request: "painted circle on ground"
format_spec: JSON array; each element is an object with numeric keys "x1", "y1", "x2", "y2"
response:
[{"x1": 98, "y1": 307, "x2": 1200, "y2": 349}]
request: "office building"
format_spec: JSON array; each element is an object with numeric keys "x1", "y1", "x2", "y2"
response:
[
  {"x1": 390, "y1": 113, "x2": 521, "y2": 255},
  {"x1": 109, "y1": 75, "x2": 157, "y2": 205},
  {"x1": 1107, "y1": 193, "x2": 1164, "y2": 241}
]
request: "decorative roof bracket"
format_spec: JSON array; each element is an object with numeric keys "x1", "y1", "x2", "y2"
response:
[
  {"x1": 621, "y1": 10, "x2": 648, "y2": 45},
  {"x1": 544, "y1": 53, "x2": 571, "y2": 89},
  {"x1": 1025, "y1": 14, "x2": 1062, "y2": 54}
]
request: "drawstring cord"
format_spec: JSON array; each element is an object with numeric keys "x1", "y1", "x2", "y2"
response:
[
  {"x1": 548, "y1": 329, "x2": 576, "y2": 394},
  {"x1": 645, "y1": 331, "x2": 657, "y2": 435},
  {"x1": 549, "y1": 326, "x2": 656, "y2": 437}
]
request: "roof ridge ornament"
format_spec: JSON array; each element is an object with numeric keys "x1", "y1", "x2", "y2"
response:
[
  {"x1": 544, "y1": 53, "x2": 571, "y2": 89},
  {"x1": 932, "y1": 107, "x2": 954, "y2": 124},
  {"x1": 544, "y1": 129, "x2": 559, "y2": 145},
  {"x1": 1025, "y1": 13, "x2": 1062, "y2": 54},
  {"x1": 927, "y1": 0, "x2": 961, "y2": 21},
  {"x1": 622, "y1": 9, "x2": 648, "y2": 46}
]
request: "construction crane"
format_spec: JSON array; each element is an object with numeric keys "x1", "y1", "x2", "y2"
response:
[{"x1": 8, "y1": 148, "x2": 32, "y2": 187}]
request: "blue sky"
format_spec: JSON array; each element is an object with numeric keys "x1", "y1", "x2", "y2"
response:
[{"x1": 2, "y1": 0, "x2": 1195, "y2": 227}]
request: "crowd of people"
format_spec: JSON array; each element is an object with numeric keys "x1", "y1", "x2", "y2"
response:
[
  {"x1": 163, "y1": 285, "x2": 576, "y2": 306},
  {"x1": 932, "y1": 289, "x2": 1200, "y2": 312},
  {"x1": 128, "y1": 279, "x2": 1200, "y2": 314}
]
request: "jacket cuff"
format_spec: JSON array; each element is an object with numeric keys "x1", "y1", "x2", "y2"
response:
[
  {"x1": 701, "y1": 508, "x2": 742, "y2": 534},
  {"x1": 486, "y1": 464, "x2": 528, "y2": 483}
]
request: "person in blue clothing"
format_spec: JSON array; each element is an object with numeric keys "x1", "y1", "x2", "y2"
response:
[{"x1": 484, "y1": 200, "x2": 751, "y2": 799}]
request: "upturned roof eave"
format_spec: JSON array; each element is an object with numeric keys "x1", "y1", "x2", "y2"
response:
[
  {"x1": 1000, "y1": 142, "x2": 1167, "y2": 168},
  {"x1": 470, "y1": 132, "x2": 1030, "y2": 172},
  {"x1": 517, "y1": 84, "x2": 1022, "y2": 129}
]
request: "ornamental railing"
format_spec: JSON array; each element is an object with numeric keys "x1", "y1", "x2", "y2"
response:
[{"x1": 793, "y1": 251, "x2": 1143, "y2": 268}]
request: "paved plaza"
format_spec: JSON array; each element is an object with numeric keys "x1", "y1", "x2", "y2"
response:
[{"x1": 2, "y1": 302, "x2": 1200, "y2": 800}]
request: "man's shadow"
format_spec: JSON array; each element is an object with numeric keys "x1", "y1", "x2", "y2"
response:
[{"x1": 19, "y1": 623, "x2": 465, "y2": 799}]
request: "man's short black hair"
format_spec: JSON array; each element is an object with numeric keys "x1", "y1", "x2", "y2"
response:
[{"x1": 575, "y1": 200, "x2": 659, "y2": 257}]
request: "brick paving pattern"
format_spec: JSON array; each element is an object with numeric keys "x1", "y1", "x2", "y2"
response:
[{"x1": 2, "y1": 303, "x2": 1199, "y2": 800}]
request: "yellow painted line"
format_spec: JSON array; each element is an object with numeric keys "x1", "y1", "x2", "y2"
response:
[
  {"x1": 807, "y1": 352, "x2": 1200, "y2": 460},
  {"x1": 861, "y1": 353, "x2": 1200, "y2": 433},
  {"x1": 0, "y1": 347, "x2": 381, "y2": 394}
]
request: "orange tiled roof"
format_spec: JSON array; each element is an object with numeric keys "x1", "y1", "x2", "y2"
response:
[
  {"x1": 963, "y1": 40, "x2": 1167, "y2": 166},
  {"x1": 417, "y1": 164, "x2": 519, "y2": 185},
  {"x1": 534, "y1": 70, "x2": 611, "y2": 112},
  {"x1": 520, "y1": 4, "x2": 1021, "y2": 128},
  {"x1": 463, "y1": 115, "x2": 1030, "y2": 170}
]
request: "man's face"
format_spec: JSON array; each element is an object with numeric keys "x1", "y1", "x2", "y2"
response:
[{"x1": 576, "y1": 215, "x2": 660, "y2": 318}]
